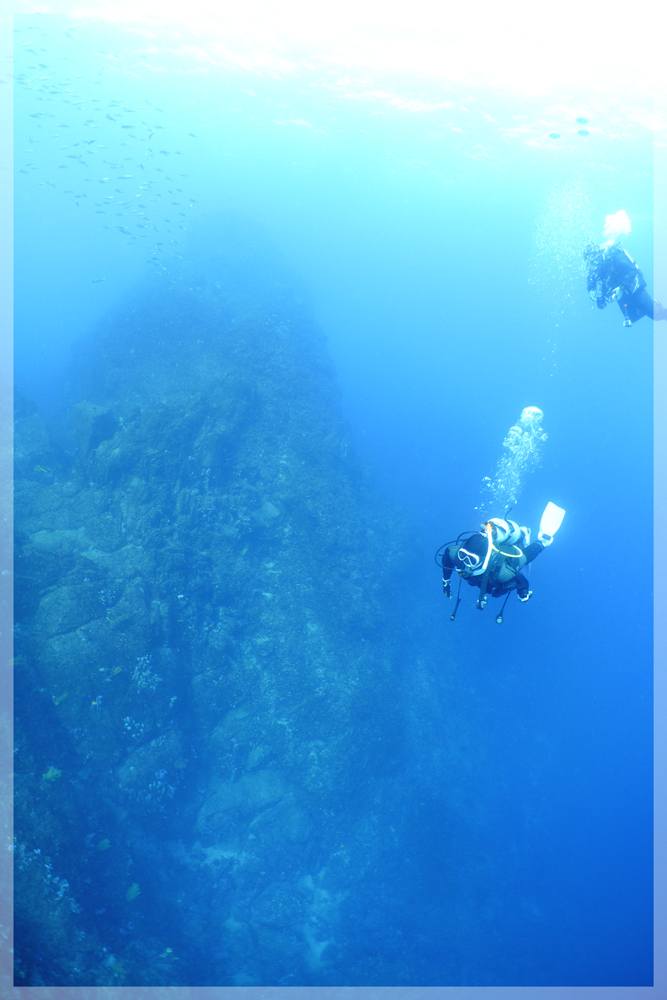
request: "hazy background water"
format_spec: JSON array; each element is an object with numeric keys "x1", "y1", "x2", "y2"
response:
[{"x1": 13, "y1": 3, "x2": 655, "y2": 985}]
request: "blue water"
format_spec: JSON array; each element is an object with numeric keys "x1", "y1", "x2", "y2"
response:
[{"x1": 13, "y1": 9, "x2": 653, "y2": 987}]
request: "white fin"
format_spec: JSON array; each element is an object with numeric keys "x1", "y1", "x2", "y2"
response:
[{"x1": 539, "y1": 501, "x2": 565, "y2": 539}]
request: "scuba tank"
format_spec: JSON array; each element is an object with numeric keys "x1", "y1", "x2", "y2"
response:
[{"x1": 484, "y1": 517, "x2": 522, "y2": 546}]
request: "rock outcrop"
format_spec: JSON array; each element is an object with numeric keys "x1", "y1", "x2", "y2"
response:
[{"x1": 14, "y1": 233, "x2": 420, "y2": 985}]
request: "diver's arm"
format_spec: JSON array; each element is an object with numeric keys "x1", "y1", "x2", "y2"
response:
[
  {"x1": 612, "y1": 249, "x2": 644, "y2": 293},
  {"x1": 441, "y1": 545, "x2": 458, "y2": 581}
]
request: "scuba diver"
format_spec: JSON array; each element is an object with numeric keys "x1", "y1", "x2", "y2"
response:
[
  {"x1": 435, "y1": 502, "x2": 565, "y2": 624},
  {"x1": 584, "y1": 210, "x2": 667, "y2": 327}
]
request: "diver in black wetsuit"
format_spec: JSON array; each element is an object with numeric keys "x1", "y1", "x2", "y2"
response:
[
  {"x1": 584, "y1": 240, "x2": 667, "y2": 328},
  {"x1": 440, "y1": 519, "x2": 547, "y2": 608},
  {"x1": 437, "y1": 510, "x2": 564, "y2": 624}
]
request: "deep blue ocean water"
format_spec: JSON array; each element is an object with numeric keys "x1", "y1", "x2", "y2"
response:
[{"x1": 13, "y1": 5, "x2": 655, "y2": 987}]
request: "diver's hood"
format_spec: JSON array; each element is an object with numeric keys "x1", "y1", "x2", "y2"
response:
[{"x1": 458, "y1": 531, "x2": 492, "y2": 577}]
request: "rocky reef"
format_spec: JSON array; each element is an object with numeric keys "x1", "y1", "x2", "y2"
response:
[{"x1": 13, "y1": 226, "x2": 426, "y2": 985}]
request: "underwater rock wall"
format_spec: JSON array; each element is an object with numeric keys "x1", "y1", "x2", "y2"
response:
[{"x1": 14, "y1": 270, "x2": 418, "y2": 985}]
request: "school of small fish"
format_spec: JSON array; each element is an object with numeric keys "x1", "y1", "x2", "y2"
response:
[{"x1": 15, "y1": 21, "x2": 199, "y2": 280}]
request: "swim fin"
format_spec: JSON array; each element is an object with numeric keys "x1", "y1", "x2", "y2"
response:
[{"x1": 538, "y1": 501, "x2": 565, "y2": 546}]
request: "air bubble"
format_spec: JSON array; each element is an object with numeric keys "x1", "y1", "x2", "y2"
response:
[{"x1": 478, "y1": 407, "x2": 548, "y2": 516}]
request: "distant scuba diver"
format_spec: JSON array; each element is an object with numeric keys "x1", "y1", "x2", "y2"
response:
[
  {"x1": 584, "y1": 210, "x2": 667, "y2": 328},
  {"x1": 435, "y1": 502, "x2": 565, "y2": 624}
]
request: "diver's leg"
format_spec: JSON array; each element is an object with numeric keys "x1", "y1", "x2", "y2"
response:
[
  {"x1": 633, "y1": 287, "x2": 667, "y2": 322},
  {"x1": 515, "y1": 570, "x2": 531, "y2": 599}
]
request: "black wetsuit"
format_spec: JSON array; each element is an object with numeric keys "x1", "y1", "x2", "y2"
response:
[
  {"x1": 586, "y1": 244, "x2": 654, "y2": 324},
  {"x1": 442, "y1": 539, "x2": 545, "y2": 599}
]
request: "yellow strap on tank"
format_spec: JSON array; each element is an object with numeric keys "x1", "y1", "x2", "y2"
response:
[{"x1": 479, "y1": 522, "x2": 494, "y2": 574}]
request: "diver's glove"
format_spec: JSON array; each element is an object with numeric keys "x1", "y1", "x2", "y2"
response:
[
  {"x1": 518, "y1": 590, "x2": 533, "y2": 603},
  {"x1": 443, "y1": 579, "x2": 452, "y2": 599},
  {"x1": 537, "y1": 531, "x2": 553, "y2": 547}
]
